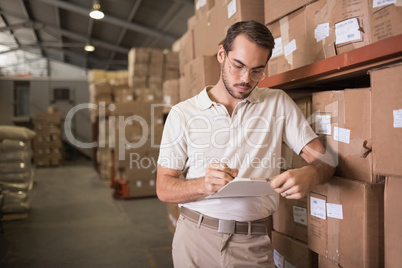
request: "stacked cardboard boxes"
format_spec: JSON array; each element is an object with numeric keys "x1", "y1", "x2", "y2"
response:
[
  {"x1": 128, "y1": 48, "x2": 180, "y2": 102},
  {"x1": 32, "y1": 108, "x2": 63, "y2": 167},
  {"x1": 265, "y1": 0, "x2": 402, "y2": 76},
  {"x1": 110, "y1": 100, "x2": 164, "y2": 198},
  {"x1": 370, "y1": 63, "x2": 402, "y2": 268},
  {"x1": 160, "y1": 1, "x2": 401, "y2": 253}
]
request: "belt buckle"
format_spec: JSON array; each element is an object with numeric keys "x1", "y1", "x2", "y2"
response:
[{"x1": 218, "y1": 219, "x2": 236, "y2": 234}]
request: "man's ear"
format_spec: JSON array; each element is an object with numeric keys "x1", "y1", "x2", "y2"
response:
[{"x1": 217, "y1": 45, "x2": 225, "y2": 64}]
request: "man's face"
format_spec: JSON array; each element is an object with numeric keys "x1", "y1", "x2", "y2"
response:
[{"x1": 221, "y1": 34, "x2": 270, "y2": 100}]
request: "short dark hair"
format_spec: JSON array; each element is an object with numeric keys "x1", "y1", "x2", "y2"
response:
[{"x1": 222, "y1": 20, "x2": 275, "y2": 62}]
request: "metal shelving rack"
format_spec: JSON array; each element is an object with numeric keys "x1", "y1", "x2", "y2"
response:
[{"x1": 258, "y1": 35, "x2": 402, "y2": 90}]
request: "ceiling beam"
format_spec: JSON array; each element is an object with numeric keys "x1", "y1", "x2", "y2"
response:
[
  {"x1": 107, "y1": 0, "x2": 143, "y2": 65},
  {"x1": 20, "y1": 0, "x2": 44, "y2": 58},
  {"x1": 54, "y1": 3, "x2": 65, "y2": 62},
  {"x1": 0, "y1": 16, "x2": 130, "y2": 54},
  {"x1": 142, "y1": 2, "x2": 184, "y2": 47},
  {"x1": 34, "y1": 0, "x2": 178, "y2": 42}
]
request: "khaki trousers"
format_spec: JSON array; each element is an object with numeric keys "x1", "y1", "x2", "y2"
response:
[{"x1": 172, "y1": 214, "x2": 275, "y2": 268}]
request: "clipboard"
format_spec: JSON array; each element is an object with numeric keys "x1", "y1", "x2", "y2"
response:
[{"x1": 205, "y1": 177, "x2": 276, "y2": 199}]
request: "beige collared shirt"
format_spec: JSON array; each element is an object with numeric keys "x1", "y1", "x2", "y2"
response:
[{"x1": 158, "y1": 86, "x2": 317, "y2": 221}]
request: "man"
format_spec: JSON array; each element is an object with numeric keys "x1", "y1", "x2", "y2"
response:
[{"x1": 157, "y1": 20, "x2": 335, "y2": 267}]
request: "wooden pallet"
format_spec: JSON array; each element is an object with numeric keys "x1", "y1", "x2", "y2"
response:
[{"x1": 1, "y1": 212, "x2": 29, "y2": 222}]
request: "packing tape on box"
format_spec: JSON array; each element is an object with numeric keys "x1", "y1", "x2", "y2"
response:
[
  {"x1": 327, "y1": 178, "x2": 341, "y2": 263},
  {"x1": 279, "y1": 16, "x2": 293, "y2": 67}
]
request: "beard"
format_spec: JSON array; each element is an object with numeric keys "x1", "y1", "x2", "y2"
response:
[{"x1": 222, "y1": 66, "x2": 256, "y2": 100}]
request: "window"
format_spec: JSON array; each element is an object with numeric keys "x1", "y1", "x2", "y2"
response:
[{"x1": 53, "y1": 88, "x2": 70, "y2": 102}]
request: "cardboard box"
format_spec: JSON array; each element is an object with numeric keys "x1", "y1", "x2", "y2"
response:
[
  {"x1": 318, "y1": 255, "x2": 342, "y2": 268},
  {"x1": 267, "y1": 7, "x2": 312, "y2": 76},
  {"x1": 384, "y1": 176, "x2": 402, "y2": 268},
  {"x1": 163, "y1": 79, "x2": 180, "y2": 110},
  {"x1": 370, "y1": 2, "x2": 402, "y2": 43},
  {"x1": 178, "y1": 76, "x2": 187, "y2": 102},
  {"x1": 305, "y1": 0, "x2": 338, "y2": 61},
  {"x1": 272, "y1": 230, "x2": 318, "y2": 268},
  {"x1": 273, "y1": 196, "x2": 308, "y2": 243},
  {"x1": 112, "y1": 101, "x2": 164, "y2": 161},
  {"x1": 34, "y1": 155, "x2": 50, "y2": 167},
  {"x1": 281, "y1": 96, "x2": 311, "y2": 170},
  {"x1": 195, "y1": 0, "x2": 215, "y2": 20},
  {"x1": 312, "y1": 88, "x2": 381, "y2": 183},
  {"x1": 184, "y1": 55, "x2": 220, "y2": 98},
  {"x1": 334, "y1": 0, "x2": 372, "y2": 54},
  {"x1": 33, "y1": 113, "x2": 61, "y2": 125},
  {"x1": 264, "y1": 0, "x2": 317, "y2": 25},
  {"x1": 178, "y1": 30, "x2": 195, "y2": 76},
  {"x1": 308, "y1": 176, "x2": 384, "y2": 268},
  {"x1": 371, "y1": 63, "x2": 402, "y2": 177},
  {"x1": 193, "y1": 0, "x2": 264, "y2": 58},
  {"x1": 166, "y1": 203, "x2": 181, "y2": 234},
  {"x1": 89, "y1": 81, "x2": 112, "y2": 97}
]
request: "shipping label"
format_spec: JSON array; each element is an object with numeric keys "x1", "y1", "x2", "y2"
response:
[
  {"x1": 393, "y1": 109, "x2": 402, "y2": 128},
  {"x1": 293, "y1": 206, "x2": 307, "y2": 226},
  {"x1": 272, "y1": 37, "x2": 283, "y2": 58},
  {"x1": 326, "y1": 203, "x2": 343, "y2": 219},
  {"x1": 273, "y1": 249, "x2": 284, "y2": 268},
  {"x1": 334, "y1": 126, "x2": 350, "y2": 144},
  {"x1": 373, "y1": 0, "x2": 397, "y2": 8},
  {"x1": 310, "y1": 196, "x2": 326, "y2": 220},
  {"x1": 315, "y1": 114, "x2": 332, "y2": 135},
  {"x1": 315, "y1": 23, "x2": 330, "y2": 42},
  {"x1": 227, "y1": 0, "x2": 237, "y2": 19},
  {"x1": 335, "y1": 18, "x2": 361, "y2": 44}
]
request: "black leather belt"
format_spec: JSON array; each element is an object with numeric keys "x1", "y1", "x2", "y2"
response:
[{"x1": 180, "y1": 207, "x2": 269, "y2": 235}]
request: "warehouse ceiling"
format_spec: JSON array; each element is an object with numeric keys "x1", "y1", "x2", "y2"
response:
[{"x1": 0, "y1": 0, "x2": 194, "y2": 71}]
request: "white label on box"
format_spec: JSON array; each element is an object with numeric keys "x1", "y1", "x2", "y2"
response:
[
  {"x1": 293, "y1": 206, "x2": 308, "y2": 226},
  {"x1": 284, "y1": 39, "x2": 296, "y2": 57},
  {"x1": 227, "y1": 0, "x2": 237, "y2": 19},
  {"x1": 315, "y1": 114, "x2": 332, "y2": 135},
  {"x1": 327, "y1": 203, "x2": 343, "y2": 219},
  {"x1": 393, "y1": 109, "x2": 402, "y2": 128},
  {"x1": 196, "y1": 0, "x2": 207, "y2": 10},
  {"x1": 315, "y1": 23, "x2": 330, "y2": 42},
  {"x1": 373, "y1": 0, "x2": 396, "y2": 8},
  {"x1": 164, "y1": 95, "x2": 171, "y2": 105},
  {"x1": 310, "y1": 196, "x2": 326, "y2": 220},
  {"x1": 272, "y1": 37, "x2": 283, "y2": 58},
  {"x1": 335, "y1": 18, "x2": 361, "y2": 44},
  {"x1": 285, "y1": 260, "x2": 296, "y2": 268},
  {"x1": 334, "y1": 126, "x2": 350, "y2": 144},
  {"x1": 273, "y1": 249, "x2": 284, "y2": 268}
]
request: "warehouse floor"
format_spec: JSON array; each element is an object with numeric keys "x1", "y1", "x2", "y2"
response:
[{"x1": 0, "y1": 160, "x2": 174, "y2": 268}]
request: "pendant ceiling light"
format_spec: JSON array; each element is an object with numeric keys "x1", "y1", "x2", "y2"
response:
[
  {"x1": 84, "y1": 43, "x2": 95, "y2": 52},
  {"x1": 89, "y1": 0, "x2": 104, "y2": 20}
]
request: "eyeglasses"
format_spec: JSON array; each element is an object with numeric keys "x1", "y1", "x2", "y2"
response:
[{"x1": 225, "y1": 52, "x2": 266, "y2": 82}]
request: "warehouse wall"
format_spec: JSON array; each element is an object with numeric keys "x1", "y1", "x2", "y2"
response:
[
  {"x1": 0, "y1": 79, "x2": 14, "y2": 125},
  {"x1": 0, "y1": 77, "x2": 93, "y2": 158}
]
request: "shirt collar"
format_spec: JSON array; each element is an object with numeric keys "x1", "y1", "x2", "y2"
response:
[{"x1": 197, "y1": 86, "x2": 262, "y2": 110}]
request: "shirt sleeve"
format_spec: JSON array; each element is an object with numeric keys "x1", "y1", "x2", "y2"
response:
[
  {"x1": 157, "y1": 105, "x2": 188, "y2": 170},
  {"x1": 281, "y1": 93, "x2": 317, "y2": 155}
]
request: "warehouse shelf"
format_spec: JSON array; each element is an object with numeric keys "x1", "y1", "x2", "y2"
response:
[{"x1": 259, "y1": 34, "x2": 402, "y2": 90}]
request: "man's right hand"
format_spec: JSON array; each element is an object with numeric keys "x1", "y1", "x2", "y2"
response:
[{"x1": 204, "y1": 162, "x2": 239, "y2": 195}]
